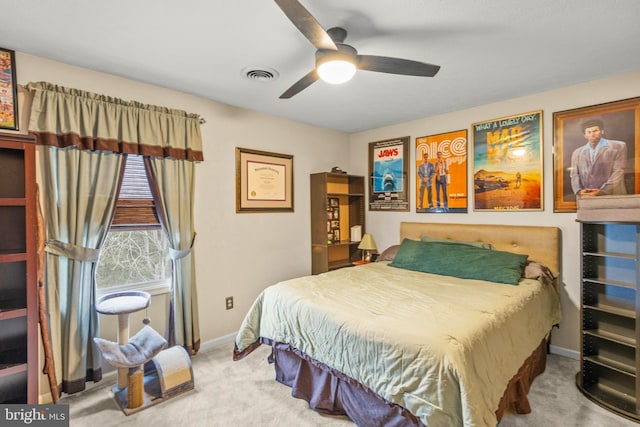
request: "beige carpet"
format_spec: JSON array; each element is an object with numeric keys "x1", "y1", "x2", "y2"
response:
[{"x1": 62, "y1": 341, "x2": 636, "y2": 426}]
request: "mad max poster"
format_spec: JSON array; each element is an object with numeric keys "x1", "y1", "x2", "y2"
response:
[
  {"x1": 415, "y1": 129, "x2": 468, "y2": 213},
  {"x1": 369, "y1": 136, "x2": 409, "y2": 211},
  {"x1": 473, "y1": 110, "x2": 543, "y2": 210}
]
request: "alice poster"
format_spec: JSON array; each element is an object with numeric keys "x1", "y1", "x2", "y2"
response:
[
  {"x1": 472, "y1": 110, "x2": 543, "y2": 211},
  {"x1": 415, "y1": 129, "x2": 468, "y2": 213},
  {"x1": 368, "y1": 136, "x2": 409, "y2": 211}
]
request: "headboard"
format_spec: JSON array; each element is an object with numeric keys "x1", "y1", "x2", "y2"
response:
[{"x1": 400, "y1": 222, "x2": 561, "y2": 278}]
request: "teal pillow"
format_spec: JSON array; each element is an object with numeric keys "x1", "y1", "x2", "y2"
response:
[
  {"x1": 420, "y1": 234, "x2": 494, "y2": 250},
  {"x1": 389, "y1": 239, "x2": 528, "y2": 285}
]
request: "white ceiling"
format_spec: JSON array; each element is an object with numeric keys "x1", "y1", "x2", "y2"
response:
[{"x1": 2, "y1": 0, "x2": 640, "y2": 133}]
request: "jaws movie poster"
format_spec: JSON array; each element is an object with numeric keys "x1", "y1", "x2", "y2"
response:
[
  {"x1": 472, "y1": 110, "x2": 543, "y2": 211},
  {"x1": 369, "y1": 136, "x2": 409, "y2": 211}
]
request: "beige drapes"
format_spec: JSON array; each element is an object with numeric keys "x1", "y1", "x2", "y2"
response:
[
  {"x1": 147, "y1": 157, "x2": 200, "y2": 354},
  {"x1": 26, "y1": 82, "x2": 203, "y2": 393},
  {"x1": 26, "y1": 81, "x2": 203, "y2": 160},
  {"x1": 39, "y1": 148, "x2": 122, "y2": 393}
]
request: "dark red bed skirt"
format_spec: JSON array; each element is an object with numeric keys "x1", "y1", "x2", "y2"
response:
[{"x1": 234, "y1": 336, "x2": 549, "y2": 426}]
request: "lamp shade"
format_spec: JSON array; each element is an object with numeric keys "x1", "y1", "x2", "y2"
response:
[{"x1": 358, "y1": 233, "x2": 377, "y2": 252}]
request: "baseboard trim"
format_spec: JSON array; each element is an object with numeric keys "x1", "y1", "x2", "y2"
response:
[
  {"x1": 549, "y1": 344, "x2": 579, "y2": 360},
  {"x1": 199, "y1": 332, "x2": 236, "y2": 353}
]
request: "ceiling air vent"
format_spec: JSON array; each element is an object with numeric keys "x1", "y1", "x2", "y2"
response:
[{"x1": 242, "y1": 66, "x2": 279, "y2": 82}]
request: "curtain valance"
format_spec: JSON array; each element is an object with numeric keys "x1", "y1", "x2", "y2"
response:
[{"x1": 26, "y1": 82, "x2": 204, "y2": 161}]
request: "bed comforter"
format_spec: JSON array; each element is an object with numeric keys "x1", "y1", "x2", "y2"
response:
[{"x1": 235, "y1": 261, "x2": 561, "y2": 427}]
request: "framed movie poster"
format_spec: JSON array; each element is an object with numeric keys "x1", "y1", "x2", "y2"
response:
[
  {"x1": 415, "y1": 129, "x2": 468, "y2": 213},
  {"x1": 553, "y1": 97, "x2": 640, "y2": 212},
  {"x1": 472, "y1": 110, "x2": 543, "y2": 211},
  {"x1": 368, "y1": 136, "x2": 409, "y2": 211},
  {"x1": 0, "y1": 47, "x2": 18, "y2": 130}
]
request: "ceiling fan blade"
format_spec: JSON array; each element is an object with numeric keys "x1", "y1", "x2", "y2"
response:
[
  {"x1": 279, "y1": 69, "x2": 319, "y2": 99},
  {"x1": 358, "y1": 55, "x2": 440, "y2": 77},
  {"x1": 274, "y1": 0, "x2": 337, "y2": 50}
]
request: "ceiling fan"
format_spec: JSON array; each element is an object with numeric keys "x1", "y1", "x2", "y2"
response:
[{"x1": 274, "y1": 0, "x2": 441, "y2": 99}]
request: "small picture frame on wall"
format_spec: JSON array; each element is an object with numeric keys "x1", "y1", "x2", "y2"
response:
[
  {"x1": 236, "y1": 147, "x2": 294, "y2": 213},
  {"x1": 0, "y1": 47, "x2": 19, "y2": 131},
  {"x1": 553, "y1": 97, "x2": 640, "y2": 212}
]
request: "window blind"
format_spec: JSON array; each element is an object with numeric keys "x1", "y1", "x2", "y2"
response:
[{"x1": 111, "y1": 155, "x2": 160, "y2": 229}]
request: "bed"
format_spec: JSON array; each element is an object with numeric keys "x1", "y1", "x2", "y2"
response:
[{"x1": 233, "y1": 222, "x2": 562, "y2": 426}]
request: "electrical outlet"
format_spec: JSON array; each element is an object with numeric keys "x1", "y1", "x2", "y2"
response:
[{"x1": 225, "y1": 296, "x2": 234, "y2": 310}]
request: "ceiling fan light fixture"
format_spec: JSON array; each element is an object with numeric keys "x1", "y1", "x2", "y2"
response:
[
  {"x1": 317, "y1": 60, "x2": 356, "y2": 84},
  {"x1": 316, "y1": 45, "x2": 357, "y2": 84},
  {"x1": 274, "y1": 2, "x2": 441, "y2": 99}
]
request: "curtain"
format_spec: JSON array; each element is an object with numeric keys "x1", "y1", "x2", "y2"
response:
[
  {"x1": 26, "y1": 82, "x2": 203, "y2": 393},
  {"x1": 27, "y1": 82, "x2": 203, "y2": 160},
  {"x1": 40, "y1": 148, "x2": 122, "y2": 393},
  {"x1": 147, "y1": 157, "x2": 200, "y2": 354}
]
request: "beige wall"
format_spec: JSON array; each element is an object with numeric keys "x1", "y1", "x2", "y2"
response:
[{"x1": 347, "y1": 70, "x2": 640, "y2": 357}]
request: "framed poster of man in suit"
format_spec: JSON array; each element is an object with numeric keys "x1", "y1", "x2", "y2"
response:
[{"x1": 553, "y1": 97, "x2": 640, "y2": 212}]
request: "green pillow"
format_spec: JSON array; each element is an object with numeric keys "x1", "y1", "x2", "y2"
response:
[
  {"x1": 389, "y1": 239, "x2": 528, "y2": 285},
  {"x1": 420, "y1": 234, "x2": 494, "y2": 250}
]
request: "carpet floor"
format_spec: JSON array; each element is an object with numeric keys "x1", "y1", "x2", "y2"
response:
[{"x1": 61, "y1": 341, "x2": 636, "y2": 426}]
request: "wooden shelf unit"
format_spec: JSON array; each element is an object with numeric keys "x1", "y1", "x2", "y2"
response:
[
  {"x1": 0, "y1": 133, "x2": 38, "y2": 404},
  {"x1": 577, "y1": 220, "x2": 640, "y2": 422},
  {"x1": 310, "y1": 173, "x2": 365, "y2": 275}
]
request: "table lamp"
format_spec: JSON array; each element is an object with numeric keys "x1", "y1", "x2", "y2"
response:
[{"x1": 358, "y1": 233, "x2": 377, "y2": 261}]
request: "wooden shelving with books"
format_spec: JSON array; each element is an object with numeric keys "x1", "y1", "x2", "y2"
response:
[{"x1": 310, "y1": 172, "x2": 365, "y2": 275}]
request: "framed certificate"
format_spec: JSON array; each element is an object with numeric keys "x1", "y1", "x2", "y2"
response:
[{"x1": 236, "y1": 147, "x2": 294, "y2": 212}]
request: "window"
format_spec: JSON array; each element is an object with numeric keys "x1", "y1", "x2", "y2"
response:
[
  {"x1": 95, "y1": 155, "x2": 171, "y2": 294},
  {"x1": 95, "y1": 229, "x2": 171, "y2": 290},
  {"x1": 111, "y1": 154, "x2": 160, "y2": 228}
]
